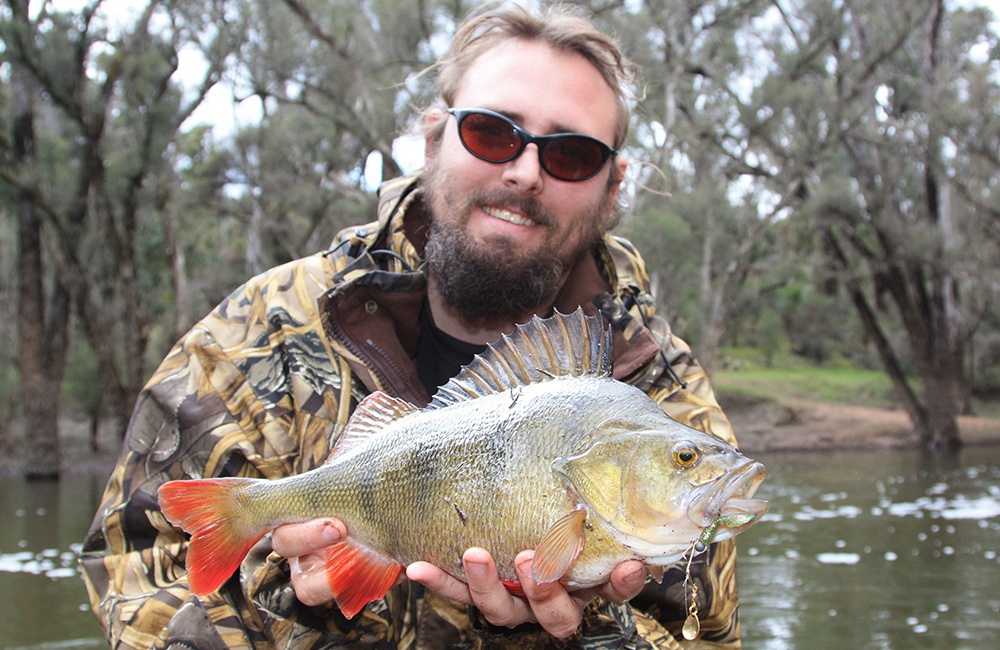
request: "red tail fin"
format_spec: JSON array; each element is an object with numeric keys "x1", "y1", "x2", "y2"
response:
[
  {"x1": 158, "y1": 478, "x2": 264, "y2": 596},
  {"x1": 323, "y1": 539, "x2": 402, "y2": 619}
]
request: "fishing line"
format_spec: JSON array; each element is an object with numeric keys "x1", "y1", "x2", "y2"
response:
[
  {"x1": 681, "y1": 540, "x2": 702, "y2": 640},
  {"x1": 624, "y1": 286, "x2": 688, "y2": 390}
]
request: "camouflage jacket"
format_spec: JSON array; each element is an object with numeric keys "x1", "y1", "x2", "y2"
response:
[{"x1": 80, "y1": 174, "x2": 743, "y2": 649}]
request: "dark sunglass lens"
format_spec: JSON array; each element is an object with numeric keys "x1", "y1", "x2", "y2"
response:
[
  {"x1": 459, "y1": 113, "x2": 521, "y2": 162},
  {"x1": 542, "y1": 137, "x2": 607, "y2": 181}
]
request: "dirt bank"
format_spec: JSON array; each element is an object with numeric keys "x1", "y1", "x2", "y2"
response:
[{"x1": 724, "y1": 399, "x2": 1000, "y2": 453}]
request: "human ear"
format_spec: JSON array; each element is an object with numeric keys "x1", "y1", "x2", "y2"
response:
[{"x1": 423, "y1": 108, "x2": 448, "y2": 164}]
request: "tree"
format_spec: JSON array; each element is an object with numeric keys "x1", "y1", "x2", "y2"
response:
[
  {"x1": 4, "y1": 0, "x2": 996, "y2": 467},
  {"x1": 4, "y1": 0, "x2": 70, "y2": 477},
  {"x1": 598, "y1": 0, "x2": 999, "y2": 449},
  {"x1": 1, "y1": 0, "x2": 237, "y2": 467},
  {"x1": 215, "y1": 0, "x2": 459, "y2": 274},
  {"x1": 740, "y1": 0, "x2": 999, "y2": 449},
  {"x1": 603, "y1": 0, "x2": 790, "y2": 375}
]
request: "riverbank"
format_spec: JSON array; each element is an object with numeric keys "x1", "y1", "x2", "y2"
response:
[
  {"x1": 723, "y1": 398, "x2": 1000, "y2": 453},
  {"x1": 3, "y1": 400, "x2": 1000, "y2": 476}
]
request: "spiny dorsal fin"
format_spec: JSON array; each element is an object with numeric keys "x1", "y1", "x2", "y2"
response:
[
  {"x1": 330, "y1": 391, "x2": 418, "y2": 459},
  {"x1": 427, "y1": 308, "x2": 612, "y2": 409}
]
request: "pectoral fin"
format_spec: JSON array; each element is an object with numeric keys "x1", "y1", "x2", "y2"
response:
[{"x1": 532, "y1": 508, "x2": 587, "y2": 584}]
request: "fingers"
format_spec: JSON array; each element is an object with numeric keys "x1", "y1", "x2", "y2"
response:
[
  {"x1": 270, "y1": 519, "x2": 347, "y2": 608},
  {"x1": 406, "y1": 561, "x2": 474, "y2": 605},
  {"x1": 270, "y1": 519, "x2": 345, "y2": 558},
  {"x1": 464, "y1": 548, "x2": 534, "y2": 628},
  {"x1": 600, "y1": 560, "x2": 647, "y2": 604},
  {"x1": 514, "y1": 551, "x2": 581, "y2": 639},
  {"x1": 516, "y1": 555, "x2": 646, "y2": 638},
  {"x1": 408, "y1": 549, "x2": 536, "y2": 628},
  {"x1": 287, "y1": 553, "x2": 335, "y2": 606},
  {"x1": 411, "y1": 549, "x2": 647, "y2": 641}
]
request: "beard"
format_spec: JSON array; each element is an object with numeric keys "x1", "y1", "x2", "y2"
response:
[
  {"x1": 422, "y1": 172, "x2": 610, "y2": 330},
  {"x1": 424, "y1": 219, "x2": 567, "y2": 329}
]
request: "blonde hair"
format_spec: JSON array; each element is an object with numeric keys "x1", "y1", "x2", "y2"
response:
[{"x1": 426, "y1": 1, "x2": 637, "y2": 149}]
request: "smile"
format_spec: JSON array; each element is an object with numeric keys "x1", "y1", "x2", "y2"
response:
[{"x1": 483, "y1": 205, "x2": 540, "y2": 227}]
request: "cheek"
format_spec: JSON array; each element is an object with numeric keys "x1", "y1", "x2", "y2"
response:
[
  {"x1": 553, "y1": 189, "x2": 610, "y2": 234},
  {"x1": 429, "y1": 144, "x2": 483, "y2": 191},
  {"x1": 430, "y1": 127, "x2": 467, "y2": 167}
]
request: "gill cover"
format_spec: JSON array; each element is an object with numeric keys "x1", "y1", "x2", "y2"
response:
[{"x1": 554, "y1": 425, "x2": 727, "y2": 543}]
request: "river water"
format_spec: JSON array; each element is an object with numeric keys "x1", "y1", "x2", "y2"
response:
[{"x1": 2, "y1": 446, "x2": 998, "y2": 649}]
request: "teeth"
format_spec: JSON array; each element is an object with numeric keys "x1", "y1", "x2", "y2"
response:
[{"x1": 483, "y1": 206, "x2": 538, "y2": 227}]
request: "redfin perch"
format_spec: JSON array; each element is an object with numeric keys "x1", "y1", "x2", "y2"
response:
[{"x1": 158, "y1": 309, "x2": 768, "y2": 619}]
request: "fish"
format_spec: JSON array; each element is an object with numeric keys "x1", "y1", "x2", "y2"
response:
[{"x1": 158, "y1": 308, "x2": 768, "y2": 619}]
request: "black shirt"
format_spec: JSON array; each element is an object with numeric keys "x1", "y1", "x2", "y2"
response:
[{"x1": 415, "y1": 300, "x2": 486, "y2": 396}]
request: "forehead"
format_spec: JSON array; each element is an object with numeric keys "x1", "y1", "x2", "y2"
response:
[{"x1": 451, "y1": 39, "x2": 619, "y2": 141}]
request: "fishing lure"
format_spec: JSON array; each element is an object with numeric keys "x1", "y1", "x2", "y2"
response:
[
  {"x1": 683, "y1": 513, "x2": 759, "y2": 640},
  {"x1": 696, "y1": 512, "x2": 757, "y2": 553}
]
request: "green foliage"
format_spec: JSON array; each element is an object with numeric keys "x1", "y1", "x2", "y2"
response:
[
  {"x1": 0, "y1": 355, "x2": 16, "y2": 410},
  {"x1": 61, "y1": 341, "x2": 106, "y2": 418},
  {"x1": 715, "y1": 365, "x2": 899, "y2": 410},
  {"x1": 754, "y1": 308, "x2": 785, "y2": 367},
  {"x1": 4, "y1": 0, "x2": 999, "y2": 441},
  {"x1": 617, "y1": 204, "x2": 697, "y2": 314},
  {"x1": 971, "y1": 331, "x2": 1000, "y2": 401}
]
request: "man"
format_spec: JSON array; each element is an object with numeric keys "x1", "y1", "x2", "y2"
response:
[{"x1": 81, "y1": 3, "x2": 743, "y2": 648}]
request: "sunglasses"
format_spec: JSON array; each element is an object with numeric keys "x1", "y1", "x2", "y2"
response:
[{"x1": 447, "y1": 108, "x2": 618, "y2": 182}]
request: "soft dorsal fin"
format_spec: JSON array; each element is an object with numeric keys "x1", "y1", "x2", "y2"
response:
[
  {"x1": 427, "y1": 308, "x2": 613, "y2": 409},
  {"x1": 329, "y1": 391, "x2": 418, "y2": 460}
]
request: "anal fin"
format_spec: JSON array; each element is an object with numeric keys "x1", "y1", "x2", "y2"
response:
[{"x1": 323, "y1": 539, "x2": 403, "y2": 619}]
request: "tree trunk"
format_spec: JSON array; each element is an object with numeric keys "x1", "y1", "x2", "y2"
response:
[
  {"x1": 920, "y1": 374, "x2": 962, "y2": 451},
  {"x1": 823, "y1": 229, "x2": 927, "y2": 421},
  {"x1": 162, "y1": 199, "x2": 191, "y2": 339},
  {"x1": 11, "y1": 0, "x2": 70, "y2": 478},
  {"x1": 89, "y1": 407, "x2": 101, "y2": 453},
  {"x1": 916, "y1": 0, "x2": 963, "y2": 451},
  {"x1": 16, "y1": 206, "x2": 62, "y2": 479},
  {"x1": 822, "y1": 222, "x2": 963, "y2": 452},
  {"x1": 698, "y1": 198, "x2": 720, "y2": 377}
]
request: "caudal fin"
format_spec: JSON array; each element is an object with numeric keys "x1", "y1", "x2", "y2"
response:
[{"x1": 158, "y1": 478, "x2": 264, "y2": 596}]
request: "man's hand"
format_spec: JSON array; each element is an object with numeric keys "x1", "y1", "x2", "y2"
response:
[
  {"x1": 272, "y1": 522, "x2": 646, "y2": 638},
  {"x1": 407, "y1": 548, "x2": 647, "y2": 639},
  {"x1": 270, "y1": 519, "x2": 347, "y2": 606}
]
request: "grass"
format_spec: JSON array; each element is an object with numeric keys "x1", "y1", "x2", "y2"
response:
[
  {"x1": 713, "y1": 366, "x2": 898, "y2": 410},
  {"x1": 712, "y1": 349, "x2": 1000, "y2": 420}
]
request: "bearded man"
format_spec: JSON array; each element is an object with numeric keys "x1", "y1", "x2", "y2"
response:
[{"x1": 81, "y1": 3, "x2": 743, "y2": 648}]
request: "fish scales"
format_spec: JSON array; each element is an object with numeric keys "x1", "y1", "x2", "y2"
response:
[
  {"x1": 269, "y1": 376, "x2": 624, "y2": 579},
  {"x1": 158, "y1": 309, "x2": 769, "y2": 619}
]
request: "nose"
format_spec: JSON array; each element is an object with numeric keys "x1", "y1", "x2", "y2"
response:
[{"x1": 501, "y1": 143, "x2": 544, "y2": 194}]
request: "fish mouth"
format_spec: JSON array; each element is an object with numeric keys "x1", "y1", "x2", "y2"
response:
[{"x1": 688, "y1": 460, "x2": 769, "y2": 530}]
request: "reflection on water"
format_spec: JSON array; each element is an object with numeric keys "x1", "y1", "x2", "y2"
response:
[
  {"x1": 738, "y1": 446, "x2": 1000, "y2": 650},
  {"x1": 0, "y1": 473, "x2": 107, "y2": 649},
  {"x1": 1, "y1": 447, "x2": 998, "y2": 649}
]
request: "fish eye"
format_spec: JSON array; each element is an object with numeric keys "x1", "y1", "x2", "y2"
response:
[{"x1": 671, "y1": 442, "x2": 700, "y2": 468}]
